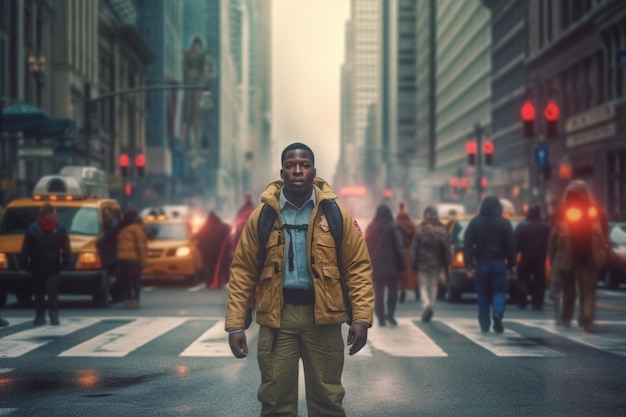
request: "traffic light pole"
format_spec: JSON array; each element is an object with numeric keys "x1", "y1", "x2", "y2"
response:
[{"x1": 474, "y1": 122, "x2": 484, "y2": 208}]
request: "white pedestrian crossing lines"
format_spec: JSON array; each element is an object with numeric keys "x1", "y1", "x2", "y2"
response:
[{"x1": 1, "y1": 317, "x2": 626, "y2": 359}]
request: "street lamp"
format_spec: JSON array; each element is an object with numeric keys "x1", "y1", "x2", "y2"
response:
[{"x1": 27, "y1": 54, "x2": 46, "y2": 106}]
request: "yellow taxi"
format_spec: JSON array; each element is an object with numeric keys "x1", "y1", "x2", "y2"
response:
[
  {"x1": 142, "y1": 214, "x2": 202, "y2": 284},
  {"x1": 0, "y1": 167, "x2": 121, "y2": 307}
]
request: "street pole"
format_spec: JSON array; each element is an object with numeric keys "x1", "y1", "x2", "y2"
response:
[{"x1": 474, "y1": 122, "x2": 483, "y2": 208}]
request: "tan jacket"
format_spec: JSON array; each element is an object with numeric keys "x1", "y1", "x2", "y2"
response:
[
  {"x1": 116, "y1": 222, "x2": 148, "y2": 264},
  {"x1": 225, "y1": 177, "x2": 375, "y2": 330}
]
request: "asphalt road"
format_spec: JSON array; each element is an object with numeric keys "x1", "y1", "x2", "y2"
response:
[{"x1": 0, "y1": 281, "x2": 625, "y2": 417}]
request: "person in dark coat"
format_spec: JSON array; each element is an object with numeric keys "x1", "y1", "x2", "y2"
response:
[
  {"x1": 514, "y1": 205, "x2": 551, "y2": 310},
  {"x1": 463, "y1": 196, "x2": 516, "y2": 333},
  {"x1": 194, "y1": 211, "x2": 230, "y2": 286},
  {"x1": 97, "y1": 211, "x2": 121, "y2": 301},
  {"x1": 365, "y1": 203, "x2": 406, "y2": 326},
  {"x1": 20, "y1": 203, "x2": 71, "y2": 326},
  {"x1": 396, "y1": 202, "x2": 418, "y2": 303}
]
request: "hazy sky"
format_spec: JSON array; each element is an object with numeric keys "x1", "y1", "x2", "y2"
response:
[{"x1": 272, "y1": 0, "x2": 350, "y2": 179}]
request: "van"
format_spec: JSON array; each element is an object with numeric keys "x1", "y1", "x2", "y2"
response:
[{"x1": 0, "y1": 168, "x2": 121, "y2": 307}]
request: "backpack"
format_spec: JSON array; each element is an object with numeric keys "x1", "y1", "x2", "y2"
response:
[{"x1": 253, "y1": 199, "x2": 353, "y2": 325}]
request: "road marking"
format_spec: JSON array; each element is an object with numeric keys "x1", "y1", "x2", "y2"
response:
[
  {"x1": 366, "y1": 318, "x2": 447, "y2": 357},
  {"x1": 0, "y1": 318, "x2": 100, "y2": 358},
  {"x1": 59, "y1": 317, "x2": 187, "y2": 357},
  {"x1": 518, "y1": 319, "x2": 626, "y2": 357},
  {"x1": 180, "y1": 320, "x2": 259, "y2": 357},
  {"x1": 444, "y1": 319, "x2": 564, "y2": 357}
]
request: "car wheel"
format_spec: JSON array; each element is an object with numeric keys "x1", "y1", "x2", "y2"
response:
[
  {"x1": 185, "y1": 270, "x2": 201, "y2": 285},
  {"x1": 446, "y1": 287, "x2": 462, "y2": 303},
  {"x1": 605, "y1": 270, "x2": 620, "y2": 290},
  {"x1": 16, "y1": 290, "x2": 32, "y2": 306},
  {"x1": 93, "y1": 275, "x2": 111, "y2": 308}
]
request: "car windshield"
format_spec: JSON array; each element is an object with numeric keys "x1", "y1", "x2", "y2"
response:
[
  {"x1": 451, "y1": 218, "x2": 522, "y2": 244},
  {"x1": 0, "y1": 206, "x2": 100, "y2": 236},
  {"x1": 145, "y1": 223, "x2": 187, "y2": 240},
  {"x1": 609, "y1": 224, "x2": 626, "y2": 245}
]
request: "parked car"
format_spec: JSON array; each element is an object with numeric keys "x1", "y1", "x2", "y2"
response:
[
  {"x1": 601, "y1": 222, "x2": 626, "y2": 289},
  {"x1": 142, "y1": 213, "x2": 203, "y2": 285}
]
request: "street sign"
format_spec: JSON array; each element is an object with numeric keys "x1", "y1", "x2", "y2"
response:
[
  {"x1": 534, "y1": 145, "x2": 549, "y2": 165},
  {"x1": 17, "y1": 147, "x2": 54, "y2": 158}
]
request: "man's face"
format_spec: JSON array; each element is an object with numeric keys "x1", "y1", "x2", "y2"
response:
[{"x1": 281, "y1": 149, "x2": 316, "y2": 198}]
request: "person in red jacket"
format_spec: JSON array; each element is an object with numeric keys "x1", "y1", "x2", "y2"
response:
[{"x1": 20, "y1": 204, "x2": 71, "y2": 326}]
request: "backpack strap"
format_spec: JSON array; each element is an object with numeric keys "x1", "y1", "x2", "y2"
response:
[
  {"x1": 320, "y1": 199, "x2": 352, "y2": 324},
  {"x1": 256, "y1": 203, "x2": 278, "y2": 273}
]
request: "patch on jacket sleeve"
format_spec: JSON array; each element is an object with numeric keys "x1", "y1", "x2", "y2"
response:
[
  {"x1": 352, "y1": 220, "x2": 362, "y2": 234},
  {"x1": 318, "y1": 215, "x2": 329, "y2": 232}
]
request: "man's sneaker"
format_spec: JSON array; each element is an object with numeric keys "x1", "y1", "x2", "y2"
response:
[
  {"x1": 0, "y1": 316, "x2": 9, "y2": 327},
  {"x1": 421, "y1": 307, "x2": 433, "y2": 323},
  {"x1": 386, "y1": 316, "x2": 397, "y2": 326},
  {"x1": 492, "y1": 315, "x2": 504, "y2": 333}
]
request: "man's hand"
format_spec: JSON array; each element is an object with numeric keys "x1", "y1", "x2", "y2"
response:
[
  {"x1": 228, "y1": 332, "x2": 248, "y2": 358},
  {"x1": 347, "y1": 323, "x2": 368, "y2": 356}
]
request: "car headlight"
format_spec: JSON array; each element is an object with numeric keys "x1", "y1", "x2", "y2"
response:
[
  {"x1": 76, "y1": 252, "x2": 102, "y2": 270},
  {"x1": 175, "y1": 246, "x2": 191, "y2": 257},
  {"x1": 452, "y1": 251, "x2": 465, "y2": 268},
  {"x1": 0, "y1": 253, "x2": 7, "y2": 270}
]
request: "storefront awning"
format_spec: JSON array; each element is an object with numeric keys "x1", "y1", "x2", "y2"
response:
[{"x1": 1, "y1": 96, "x2": 75, "y2": 137}]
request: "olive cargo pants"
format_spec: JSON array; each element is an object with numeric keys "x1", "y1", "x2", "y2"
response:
[{"x1": 257, "y1": 303, "x2": 346, "y2": 417}]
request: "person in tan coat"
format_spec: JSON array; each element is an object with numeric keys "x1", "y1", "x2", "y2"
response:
[
  {"x1": 115, "y1": 209, "x2": 148, "y2": 308},
  {"x1": 225, "y1": 143, "x2": 374, "y2": 417}
]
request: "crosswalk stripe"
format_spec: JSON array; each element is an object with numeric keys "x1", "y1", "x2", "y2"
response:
[
  {"x1": 367, "y1": 318, "x2": 448, "y2": 357},
  {"x1": 0, "y1": 318, "x2": 100, "y2": 358},
  {"x1": 180, "y1": 320, "x2": 259, "y2": 357},
  {"x1": 59, "y1": 317, "x2": 188, "y2": 357},
  {"x1": 517, "y1": 319, "x2": 626, "y2": 357},
  {"x1": 444, "y1": 319, "x2": 564, "y2": 357}
]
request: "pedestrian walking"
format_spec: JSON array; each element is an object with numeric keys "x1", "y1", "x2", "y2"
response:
[
  {"x1": 96, "y1": 210, "x2": 121, "y2": 301},
  {"x1": 463, "y1": 196, "x2": 516, "y2": 333},
  {"x1": 19, "y1": 203, "x2": 71, "y2": 326},
  {"x1": 396, "y1": 202, "x2": 418, "y2": 303},
  {"x1": 194, "y1": 211, "x2": 230, "y2": 287},
  {"x1": 548, "y1": 180, "x2": 608, "y2": 332},
  {"x1": 115, "y1": 209, "x2": 148, "y2": 309},
  {"x1": 225, "y1": 142, "x2": 374, "y2": 417},
  {"x1": 411, "y1": 206, "x2": 450, "y2": 322},
  {"x1": 514, "y1": 205, "x2": 551, "y2": 310},
  {"x1": 212, "y1": 194, "x2": 255, "y2": 289},
  {"x1": 366, "y1": 203, "x2": 406, "y2": 327}
]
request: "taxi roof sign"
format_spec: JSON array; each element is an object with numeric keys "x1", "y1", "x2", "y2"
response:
[{"x1": 33, "y1": 175, "x2": 87, "y2": 200}]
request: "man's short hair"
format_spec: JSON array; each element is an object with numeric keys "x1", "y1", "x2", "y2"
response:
[
  {"x1": 281, "y1": 142, "x2": 315, "y2": 167},
  {"x1": 423, "y1": 206, "x2": 438, "y2": 218},
  {"x1": 39, "y1": 203, "x2": 55, "y2": 216}
]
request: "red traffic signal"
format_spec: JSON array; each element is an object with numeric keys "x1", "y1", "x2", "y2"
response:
[
  {"x1": 544, "y1": 100, "x2": 559, "y2": 137},
  {"x1": 521, "y1": 100, "x2": 536, "y2": 138},
  {"x1": 119, "y1": 153, "x2": 129, "y2": 177},
  {"x1": 383, "y1": 189, "x2": 393, "y2": 199},
  {"x1": 124, "y1": 183, "x2": 132, "y2": 197},
  {"x1": 479, "y1": 177, "x2": 488, "y2": 189},
  {"x1": 461, "y1": 178, "x2": 469, "y2": 188},
  {"x1": 466, "y1": 140, "x2": 477, "y2": 166},
  {"x1": 483, "y1": 139, "x2": 494, "y2": 165},
  {"x1": 451, "y1": 177, "x2": 460, "y2": 188},
  {"x1": 135, "y1": 153, "x2": 146, "y2": 177}
]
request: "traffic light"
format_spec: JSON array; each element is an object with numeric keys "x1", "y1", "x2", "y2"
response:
[
  {"x1": 119, "y1": 153, "x2": 130, "y2": 177},
  {"x1": 124, "y1": 183, "x2": 132, "y2": 197},
  {"x1": 544, "y1": 100, "x2": 559, "y2": 138},
  {"x1": 450, "y1": 177, "x2": 460, "y2": 191},
  {"x1": 135, "y1": 153, "x2": 146, "y2": 177},
  {"x1": 479, "y1": 177, "x2": 488, "y2": 190},
  {"x1": 521, "y1": 100, "x2": 536, "y2": 138},
  {"x1": 483, "y1": 139, "x2": 494, "y2": 165},
  {"x1": 466, "y1": 140, "x2": 477, "y2": 166}
]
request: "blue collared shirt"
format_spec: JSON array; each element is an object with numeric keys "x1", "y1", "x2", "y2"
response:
[{"x1": 279, "y1": 187, "x2": 315, "y2": 290}]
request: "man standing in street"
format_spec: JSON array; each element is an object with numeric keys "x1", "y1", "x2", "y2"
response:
[
  {"x1": 412, "y1": 206, "x2": 450, "y2": 322},
  {"x1": 116, "y1": 209, "x2": 148, "y2": 309},
  {"x1": 514, "y1": 205, "x2": 551, "y2": 310},
  {"x1": 20, "y1": 203, "x2": 71, "y2": 326},
  {"x1": 464, "y1": 196, "x2": 516, "y2": 333},
  {"x1": 225, "y1": 142, "x2": 374, "y2": 417}
]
